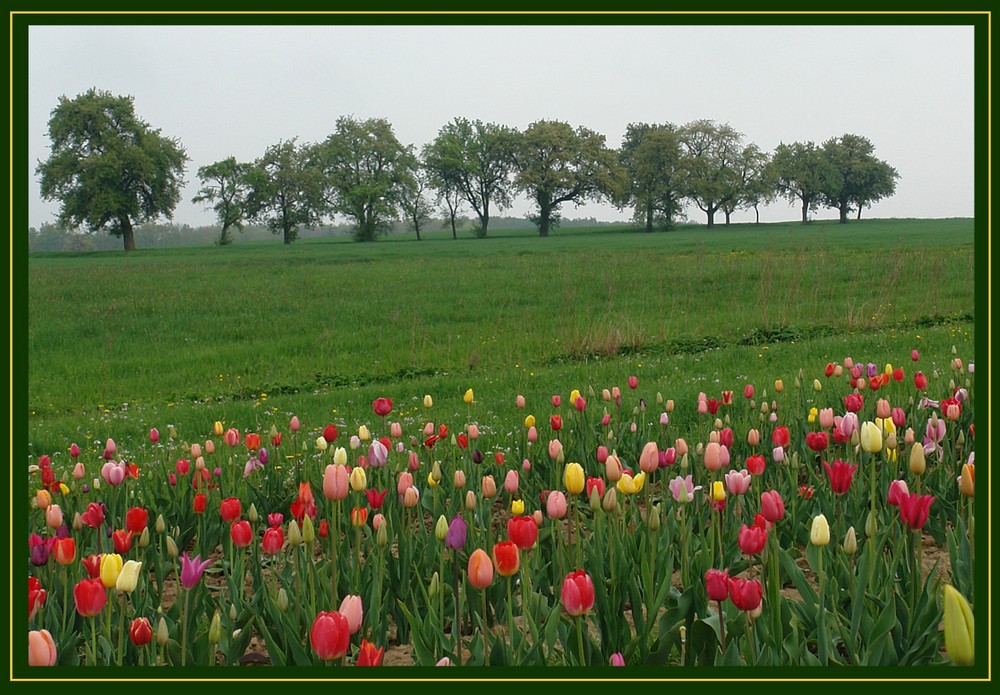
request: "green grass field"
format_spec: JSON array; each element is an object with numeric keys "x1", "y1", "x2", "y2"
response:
[{"x1": 26, "y1": 218, "x2": 975, "y2": 455}]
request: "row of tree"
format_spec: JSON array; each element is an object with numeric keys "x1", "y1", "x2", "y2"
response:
[{"x1": 36, "y1": 89, "x2": 899, "y2": 249}]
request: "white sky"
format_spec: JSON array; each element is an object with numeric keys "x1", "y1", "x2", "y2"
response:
[{"x1": 26, "y1": 23, "x2": 975, "y2": 227}]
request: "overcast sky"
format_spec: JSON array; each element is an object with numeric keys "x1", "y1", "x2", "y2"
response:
[{"x1": 26, "y1": 23, "x2": 975, "y2": 228}]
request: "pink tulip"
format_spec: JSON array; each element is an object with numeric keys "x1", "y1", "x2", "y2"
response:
[
  {"x1": 704, "y1": 442, "x2": 723, "y2": 471},
  {"x1": 725, "y1": 469, "x2": 751, "y2": 495},
  {"x1": 338, "y1": 595, "x2": 363, "y2": 635},
  {"x1": 390, "y1": 422, "x2": 403, "y2": 438},
  {"x1": 546, "y1": 490, "x2": 568, "y2": 519},
  {"x1": 668, "y1": 475, "x2": 698, "y2": 503},
  {"x1": 819, "y1": 408, "x2": 835, "y2": 429},
  {"x1": 28, "y1": 629, "x2": 57, "y2": 666},
  {"x1": 604, "y1": 454, "x2": 623, "y2": 482},
  {"x1": 547, "y1": 439, "x2": 563, "y2": 460},
  {"x1": 527, "y1": 426, "x2": 538, "y2": 442},
  {"x1": 516, "y1": 395, "x2": 526, "y2": 409},
  {"x1": 596, "y1": 445, "x2": 609, "y2": 464},
  {"x1": 467, "y1": 424, "x2": 479, "y2": 440},
  {"x1": 323, "y1": 464, "x2": 349, "y2": 501},
  {"x1": 290, "y1": 415, "x2": 301, "y2": 432},
  {"x1": 659, "y1": 412, "x2": 669, "y2": 426},
  {"x1": 72, "y1": 462, "x2": 85, "y2": 480},
  {"x1": 504, "y1": 470, "x2": 519, "y2": 494},
  {"x1": 638, "y1": 442, "x2": 659, "y2": 474},
  {"x1": 69, "y1": 443, "x2": 81, "y2": 458}
]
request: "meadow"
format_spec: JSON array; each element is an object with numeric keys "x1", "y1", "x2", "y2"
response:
[
  {"x1": 27, "y1": 218, "x2": 974, "y2": 451},
  {"x1": 23, "y1": 217, "x2": 979, "y2": 670}
]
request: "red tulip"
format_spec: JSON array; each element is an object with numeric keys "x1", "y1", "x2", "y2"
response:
[
  {"x1": 898, "y1": 492, "x2": 935, "y2": 530},
  {"x1": 81, "y1": 554, "x2": 102, "y2": 579},
  {"x1": 245, "y1": 433, "x2": 261, "y2": 451},
  {"x1": 310, "y1": 611, "x2": 351, "y2": 661},
  {"x1": 112, "y1": 530, "x2": 132, "y2": 554},
  {"x1": 81, "y1": 502, "x2": 105, "y2": 529},
  {"x1": 230, "y1": 520, "x2": 253, "y2": 548},
  {"x1": 224, "y1": 428, "x2": 241, "y2": 447},
  {"x1": 628, "y1": 376, "x2": 638, "y2": 390},
  {"x1": 844, "y1": 393, "x2": 864, "y2": 413},
  {"x1": 728, "y1": 577, "x2": 763, "y2": 611},
  {"x1": 356, "y1": 639, "x2": 384, "y2": 666},
  {"x1": 373, "y1": 398, "x2": 393, "y2": 417},
  {"x1": 291, "y1": 481, "x2": 317, "y2": 520},
  {"x1": 175, "y1": 459, "x2": 190, "y2": 476},
  {"x1": 914, "y1": 371, "x2": 928, "y2": 390},
  {"x1": 552, "y1": 394, "x2": 562, "y2": 407},
  {"x1": 743, "y1": 384, "x2": 755, "y2": 399},
  {"x1": 824, "y1": 362, "x2": 835, "y2": 377},
  {"x1": 887, "y1": 479, "x2": 910, "y2": 507},
  {"x1": 761, "y1": 490, "x2": 785, "y2": 523},
  {"x1": 53, "y1": 537, "x2": 76, "y2": 566},
  {"x1": 28, "y1": 576, "x2": 46, "y2": 619},
  {"x1": 73, "y1": 577, "x2": 107, "y2": 617},
  {"x1": 193, "y1": 493, "x2": 207, "y2": 514},
  {"x1": 746, "y1": 454, "x2": 766, "y2": 477},
  {"x1": 262, "y1": 526, "x2": 284, "y2": 555},
  {"x1": 738, "y1": 523, "x2": 768, "y2": 555},
  {"x1": 130, "y1": 617, "x2": 153, "y2": 646},
  {"x1": 706, "y1": 398, "x2": 722, "y2": 415},
  {"x1": 823, "y1": 460, "x2": 859, "y2": 495},
  {"x1": 219, "y1": 497, "x2": 242, "y2": 522},
  {"x1": 561, "y1": 569, "x2": 595, "y2": 616},
  {"x1": 805, "y1": 431, "x2": 828, "y2": 452},
  {"x1": 323, "y1": 424, "x2": 339, "y2": 443},
  {"x1": 550, "y1": 414, "x2": 562, "y2": 432},
  {"x1": 365, "y1": 488, "x2": 388, "y2": 510},
  {"x1": 893, "y1": 367, "x2": 904, "y2": 382},
  {"x1": 492, "y1": 540, "x2": 520, "y2": 577},
  {"x1": 507, "y1": 516, "x2": 538, "y2": 550},
  {"x1": 771, "y1": 426, "x2": 790, "y2": 448},
  {"x1": 124, "y1": 507, "x2": 148, "y2": 534},
  {"x1": 456, "y1": 433, "x2": 468, "y2": 449},
  {"x1": 705, "y1": 568, "x2": 729, "y2": 601},
  {"x1": 585, "y1": 476, "x2": 605, "y2": 501}
]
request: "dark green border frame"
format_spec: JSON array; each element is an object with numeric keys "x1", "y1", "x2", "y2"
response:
[{"x1": 8, "y1": 3, "x2": 992, "y2": 686}]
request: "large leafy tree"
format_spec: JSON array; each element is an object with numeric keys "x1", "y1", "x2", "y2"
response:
[
  {"x1": 821, "y1": 134, "x2": 899, "y2": 223},
  {"x1": 245, "y1": 139, "x2": 321, "y2": 244},
  {"x1": 514, "y1": 120, "x2": 622, "y2": 237},
  {"x1": 192, "y1": 156, "x2": 254, "y2": 245},
  {"x1": 678, "y1": 120, "x2": 744, "y2": 228},
  {"x1": 423, "y1": 118, "x2": 518, "y2": 238},
  {"x1": 720, "y1": 144, "x2": 772, "y2": 225},
  {"x1": 769, "y1": 141, "x2": 839, "y2": 224},
  {"x1": 313, "y1": 116, "x2": 411, "y2": 242},
  {"x1": 398, "y1": 152, "x2": 434, "y2": 241},
  {"x1": 617, "y1": 122, "x2": 685, "y2": 232},
  {"x1": 36, "y1": 88, "x2": 188, "y2": 251}
]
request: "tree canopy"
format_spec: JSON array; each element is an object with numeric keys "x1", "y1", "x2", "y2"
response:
[
  {"x1": 36, "y1": 88, "x2": 188, "y2": 250},
  {"x1": 821, "y1": 134, "x2": 900, "y2": 223},
  {"x1": 313, "y1": 116, "x2": 412, "y2": 242},
  {"x1": 769, "y1": 141, "x2": 839, "y2": 224},
  {"x1": 679, "y1": 120, "x2": 744, "y2": 228},
  {"x1": 423, "y1": 118, "x2": 518, "y2": 238},
  {"x1": 244, "y1": 139, "x2": 321, "y2": 244},
  {"x1": 514, "y1": 120, "x2": 622, "y2": 237},
  {"x1": 617, "y1": 122, "x2": 685, "y2": 232},
  {"x1": 192, "y1": 156, "x2": 254, "y2": 245}
]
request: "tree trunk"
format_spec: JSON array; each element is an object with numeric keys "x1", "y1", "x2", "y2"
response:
[
  {"x1": 724, "y1": 210, "x2": 732, "y2": 226},
  {"x1": 120, "y1": 215, "x2": 136, "y2": 251},
  {"x1": 283, "y1": 222, "x2": 292, "y2": 244},
  {"x1": 414, "y1": 221, "x2": 422, "y2": 241},
  {"x1": 478, "y1": 214, "x2": 489, "y2": 238},
  {"x1": 706, "y1": 207, "x2": 715, "y2": 229},
  {"x1": 645, "y1": 201, "x2": 653, "y2": 233},
  {"x1": 539, "y1": 204, "x2": 551, "y2": 237},
  {"x1": 218, "y1": 224, "x2": 232, "y2": 246},
  {"x1": 839, "y1": 205, "x2": 849, "y2": 224},
  {"x1": 754, "y1": 204, "x2": 760, "y2": 224},
  {"x1": 450, "y1": 215, "x2": 457, "y2": 239},
  {"x1": 801, "y1": 200, "x2": 809, "y2": 224},
  {"x1": 857, "y1": 206, "x2": 863, "y2": 220}
]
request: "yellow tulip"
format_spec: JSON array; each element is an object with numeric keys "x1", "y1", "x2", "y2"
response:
[
  {"x1": 100, "y1": 553, "x2": 124, "y2": 589},
  {"x1": 511, "y1": 499, "x2": 525, "y2": 515},
  {"x1": 563, "y1": 462, "x2": 585, "y2": 495},
  {"x1": 616, "y1": 473, "x2": 637, "y2": 495},
  {"x1": 333, "y1": 447, "x2": 347, "y2": 466},
  {"x1": 943, "y1": 584, "x2": 974, "y2": 665},
  {"x1": 711, "y1": 480, "x2": 725, "y2": 502},
  {"x1": 349, "y1": 466, "x2": 367, "y2": 492},
  {"x1": 423, "y1": 394, "x2": 433, "y2": 408},
  {"x1": 810, "y1": 514, "x2": 830, "y2": 546},
  {"x1": 860, "y1": 421, "x2": 883, "y2": 453},
  {"x1": 213, "y1": 421, "x2": 224, "y2": 436},
  {"x1": 807, "y1": 407, "x2": 818, "y2": 424},
  {"x1": 774, "y1": 379, "x2": 784, "y2": 393},
  {"x1": 959, "y1": 463, "x2": 974, "y2": 497},
  {"x1": 358, "y1": 425, "x2": 371, "y2": 441},
  {"x1": 570, "y1": 389, "x2": 581, "y2": 403},
  {"x1": 115, "y1": 560, "x2": 142, "y2": 593},
  {"x1": 427, "y1": 471, "x2": 439, "y2": 488},
  {"x1": 463, "y1": 388, "x2": 475, "y2": 404},
  {"x1": 813, "y1": 379, "x2": 822, "y2": 392},
  {"x1": 315, "y1": 436, "x2": 328, "y2": 451},
  {"x1": 524, "y1": 414, "x2": 536, "y2": 429},
  {"x1": 908, "y1": 443, "x2": 926, "y2": 476},
  {"x1": 633, "y1": 471, "x2": 646, "y2": 493},
  {"x1": 287, "y1": 520, "x2": 302, "y2": 547}
]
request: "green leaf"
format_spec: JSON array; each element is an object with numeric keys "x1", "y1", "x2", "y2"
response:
[{"x1": 396, "y1": 601, "x2": 437, "y2": 666}]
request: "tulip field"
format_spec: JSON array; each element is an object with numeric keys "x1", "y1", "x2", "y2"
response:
[{"x1": 23, "y1": 219, "x2": 980, "y2": 672}]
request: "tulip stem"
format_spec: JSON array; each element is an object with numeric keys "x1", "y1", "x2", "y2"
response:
[
  {"x1": 577, "y1": 615, "x2": 586, "y2": 667},
  {"x1": 116, "y1": 592, "x2": 125, "y2": 667},
  {"x1": 717, "y1": 599, "x2": 727, "y2": 655},
  {"x1": 452, "y1": 550, "x2": 462, "y2": 666},
  {"x1": 90, "y1": 615, "x2": 98, "y2": 666},
  {"x1": 507, "y1": 575, "x2": 515, "y2": 663},
  {"x1": 331, "y1": 501, "x2": 340, "y2": 605},
  {"x1": 481, "y1": 591, "x2": 489, "y2": 666},
  {"x1": 181, "y1": 588, "x2": 190, "y2": 667}
]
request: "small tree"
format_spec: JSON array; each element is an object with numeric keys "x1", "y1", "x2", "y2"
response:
[
  {"x1": 618, "y1": 122, "x2": 685, "y2": 232},
  {"x1": 679, "y1": 120, "x2": 744, "y2": 229},
  {"x1": 769, "y1": 141, "x2": 839, "y2": 224},
  {"x1": 720, "y1": 144, "x2": 771, "y2": 225},
  {"x1": 821, "y1": 134, "x2": 899, "y2": 223},
  {"x1": 398, "y1": 153, "x2": 434, "y2": 241},
  {"x1": 192, "y1": 157, "x2": 254, "y2": 245},
  {"x1": 36, "y1": 88, "x2": 188, "y2": 251}
]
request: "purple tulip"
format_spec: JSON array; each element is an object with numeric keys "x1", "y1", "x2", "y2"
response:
[
  {"x1": 180, "y1": 552, "x2": 213, "y2": 589},
  {"x1": 258, "y1": 447, "x2": 269, "y2": 465},
  {"x1": 445, "y1": 516, "x2": 467, "y2": 550}
]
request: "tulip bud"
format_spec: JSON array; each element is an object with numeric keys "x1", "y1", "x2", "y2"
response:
[
  {"x1": 648, "y1": 504, "x2": 660, "y2": 531},
  {"x1": 429, "y1": 571, "x2": 439, "y2": 599},
  {"x1": 277, "y1": 587, "x2": 289, "y2": 612},
  {"x1": 139, "y1": 528, "x2": 150, "y2": 548},
  {"x1": 287, "y1": 520, "x2": 302, "y2": 548},
  {"x1": 453, "y1": 469, "x2": 466, "y2": 489},
  {"x1": 154, "y1": 514, "x2": 166, "y2": 534},
  {"x1": 73, "y1": 512, "x2": 83, "y2": 531},
  {"x1": 810, "y1": 514, "x2": 830, "y2": 546},
  {"x1": 166, "y1": 536, "x2": 178, "y2": 558},
  {"x1": 376, "y1": 522, "x2": 388, "y2": 547},
  {"x1": 865, "y1": 510, "x2": 878, "y2": 538},
  {"x1": 435, "y1": 515, "x2": 449, "y2": 542},
  {"x1": 157, "y1": 617, "x2": 170, "y2": 646},
  {"x1": 596, "y1": 486, "x2": 618, "y2": 516},
  {"x1": 424, "y1": 394, "x2": 433, "y2": 408},
  {"x1": 843, "y1": 527, "x2": 857, "y2": 556},
  {"x1": 465, "y1": 490, "x2": 477, "y2": 511},
  {"x1": 209, "y1": 610, "x2": 222, "y2": 644},
  {"x1": 908, "y1": 443, "x2": 926, "y2": 476},
  {"x1": 301, "y1": 515, "x2": 315, "y2": 543}
]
